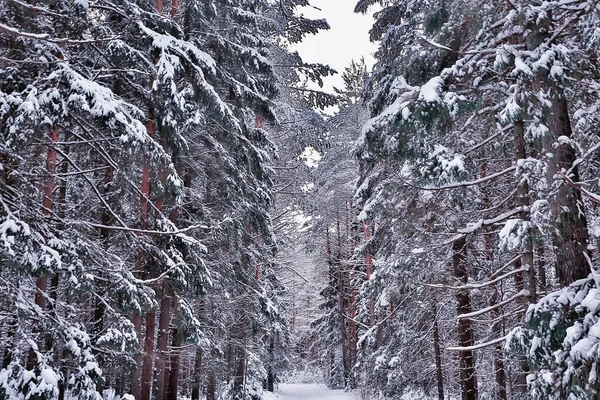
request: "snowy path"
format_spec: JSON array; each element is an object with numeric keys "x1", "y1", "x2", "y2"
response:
[{"x1": 264, "y1": 384, "x2": 355, "y2": 400}]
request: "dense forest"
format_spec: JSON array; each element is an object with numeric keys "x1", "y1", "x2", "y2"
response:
[{"x1": 2, "y1": 0, "x2": 600, "y2": 399}]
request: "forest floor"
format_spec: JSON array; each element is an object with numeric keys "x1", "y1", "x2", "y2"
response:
[{"x1": 264, "y1": 383, "x2": 356, "y2": 400}]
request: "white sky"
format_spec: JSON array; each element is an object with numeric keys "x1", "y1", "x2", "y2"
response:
[{"x1": 291, "y1": 0, "x2": 380, "y2": 93}]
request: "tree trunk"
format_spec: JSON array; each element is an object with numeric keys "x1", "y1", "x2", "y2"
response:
[
  {"x1": 545, "y1": 97, "x2": 590, "y2": 285},
  {"x1": 207, "y1": 370, "x2": 216, "y2": 400},
  {"x1": 490, "y1": 289, "x2": 507, "y2": 400},
  {"x1": 233, "y1": 338, "x2": 246, "y2": 400},
  {"x1": 27, "y1": 126, "x2": 59, "y2": 370},
  {"x1": 336, "y1": 218, "x2": 349, "y2": 387},
  {"x1": 453, "y1": 237, "x2": 478, "y2": 400},
  {"x1": 166, "y1": 326, "x2": 184, "y2": 400},
  {"x1": 481, "y1": 162, "x2": 508, "y2": 400},
  {"x1": 537, "y1": 246, "x2": 547, "y2": 296},
  {"x1": 154, "y1": 286, "x2": 172, "y2": 400},
  {"x1": 364, "y1": 220, "x2": 374, "y2": 326},
  {"x1": 527, "y1": 13, "x2": 591, "y2": 286},
  {"x1": 514, "y1": 120, "x2": 536, "y2": 303},
  {"x1": 190, "y1": 346, "x2": 202, "y2": 400},
  {"x1": 432, "y1": 303, "x2": 444, "y2": 400},
  {"x1": 170, "y1": 0, "x2": 178, "y2": 18},
  {"x1": 141, "y1": 311, "x2": 156, "y2": 400},
  {"x1": 131, "y1": 311, "x2": 143, "y2": 398},
  {"x1": 267, "y1": 333, "x2": 275, "y2": 392}
]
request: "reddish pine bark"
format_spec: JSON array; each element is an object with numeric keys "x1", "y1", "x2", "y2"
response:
[
  {"x1": 27, "y1": 126, "x2": 59, "y2": 370},
  {"x1": 141, "y1": 311, "x2": 156, "y2": 400}
]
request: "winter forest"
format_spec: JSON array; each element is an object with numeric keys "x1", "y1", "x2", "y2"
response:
[{"x1": 3, "y1": 0, "x2": 600, "y2": 399}]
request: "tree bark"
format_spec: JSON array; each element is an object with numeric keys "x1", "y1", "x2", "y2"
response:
[
  {"x1": 166, "y1": 326, "x2": 184, "y2": 400},
  {"x1": 545, "y1": 97, "x2": 590, "y2": 285},
  {"x1": 490, "y1": 289, "x2": 507, "y2": 400},
  {"x1": 27, "y1": 126, "x2": 59, "y2": 370},
  {"x1": 514, "y1": 120, "x2": 536, "y2": 303},
  {"x1": 527, "y1": 13, "x2": 591, "y2": 286},
  {"x1": 432, "y1": 303, "x2": 444, "y2": 400},
  {"x1": 190, "y1": 346, "x2": 202, "y2": 400},
  {"x1": 364, "y1": 220, "x2": 374, "y2": 326},
  {"x1": 207, "y1": 370, "x2": 216, "y2": 400},
  {"x1": 131, "y1": 311, "x2": 143, "y2": 398},
  {"x1": 453, "y1": 237, "x2": 478, "y2": 400},
  {"x1": 233, "y1": 337, "x2": 247, "y2": 400},
  {"x1": 154, "y1": 286, "x2": 172, "y2": 400},
  {"x1": 141, "y1": 311, "x2": 156, "y2": 400},
  {"x1": 267, "y1": 333, "x2": 275, "y2": 392}
]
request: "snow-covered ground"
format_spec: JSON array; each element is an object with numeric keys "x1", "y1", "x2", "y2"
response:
[{"x1": 264, "y1": 384, "x2": 356, "y2": 400}]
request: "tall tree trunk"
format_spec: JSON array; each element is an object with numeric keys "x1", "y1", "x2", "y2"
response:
[
  {"x1": 141, "y1": 311, "x2": 156, "y2": 400},
  {"x1": 166, "y1": 325, "x2": 184, "y2": 400},
  {"x1": 481, "y1": 161, "x2": 508, "y2": 400},
  {"x1": 490, "y1": 289, "x2": 507, "y2": 400},
  {"x1": 545, "y1": 97, "x2": 590, "y2": 285},
  {"x1": 190, "y1": 346, "x2": 202, "y2": 400},
  {"x1": 132, "y1": 118, "x2": 152, "y2": 398},
  {"x1": 267, "y1": 333, "x2": 275, "y2": 392},
  {"x1": 28, "y1": 126, "x2": 59, "y2": 370},
  {"x1": 512, "y1": 258, "x2": 527, "y2": 395},
  {"x1": 337, "y1": 217, "x2": 349, "y2": 387},
  {"x1": 514, "y1": 120, "x2": 536, "y2": 302},
  {"x1": 364, "y1": 220, "x2": 374, "y2": 326},
  {"x1": 154, "y1": 285, "x2": 172, "y2": 400},
  {"x1": 432, "y1": 303, "x2": 444, "y2": 400},
  {"x1": 513, "y1": 119, "x2": 535, "y2": 397},
  {"x1": 131, "y1": 310, "x2": 143, "y2": 398},
  {"x1": 527, "y1": 13, "x2": 591, "y2": 286},
  {"x1": 233, "y1": 336, "x2": 246, "y2": 400},
  {"x1": 207, "y1": 370, "x2": 216, "y2": 400},
  {"x1": 453, "y1": 237, "x2": 478, "y2": 400},
  {"x1": 537, "y1": 247, "x2": 547, "y2": 295}
]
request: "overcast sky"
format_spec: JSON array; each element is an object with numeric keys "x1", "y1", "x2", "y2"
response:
[{"x1": 290, "y1": 0, "x2": 380, "y2": 93}]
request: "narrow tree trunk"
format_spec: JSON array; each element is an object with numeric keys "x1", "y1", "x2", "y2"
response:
[
  {"x1": 481, "y1": 162, "x2": 508, "y2": 400},
  {"x1": 267, "y1": 333, "x2": 275, "y2": 392},
  {"x1": 132, "y1": 139, "x2": 152, "y2": 399},
  {"x1": 233, "y1": 338, "x2": 246, "y2": 400},
  {"x1": 432, "y1": 303, "x2": 444, "y2": 400},
  {"x1": 154, "y1": 286, "x2": 172, "y2": 400},
  {"x1": 336, "y1": 218, "x2": 349, "y2": 387},
  {"x1": 513, "y1": 120, "x2": 534, "y2": 397},
  {"x1": 166, "y1": 326, "x2": 184, "y2": 400},
  {"x1": 27, "y1": 126, "x2": 59, "y2": 370},
  {"x1": 207, "y1": 370, "x2": 216, "y2": 400},
  {"x1": 537, "y1": 247, "x2": 547, "y2": 295},
  {"x1": 490, "y1": 289, "x2": 507, "y2": 400},
  {"x1": 190, "y1": 346, "x2": 202, "y2": 400},
  {"x1": 453, "y1": 237, "x2": 478, "y2": 400},
  {"x1": 512, "y1": 258, "x2": 528, "y2": 395},
  {"x1": 131, "y1": 311, "x2": 143, "y2": 398},
  {"x1": 364, "y1": 220, "x2": 374, "y2": 326},
  {"x1": 141, "y1": 311, "x2": 156, "y2": 400},
  {"x1": 514, "y1": 120, "x2": 536, "y2": 303}
]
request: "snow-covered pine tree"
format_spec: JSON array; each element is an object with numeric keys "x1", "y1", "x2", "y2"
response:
[
  {"x1": 353, "y1": 0, "x2": 600, "y2": 398},
  {"x1": 0, "y1": 0, "x2": 334, "y2": 398}
]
